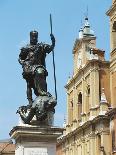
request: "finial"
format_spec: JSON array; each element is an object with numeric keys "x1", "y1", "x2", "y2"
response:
[
  {"x1": 83, "y1": 6, "x2": 90, "y2": 28},
  {"x1": 85, "y1": 5, "x2": 88, "y2": 18},
  {"x1": 84, "y1": 6, "x2": 88, "y2": 18},
  {"x1": 63, "y1": 115, "x2": 66, "y2": 128},
  {"x1": 100, "y1": 88, "x2": 107, "y2": 103},
  {"x1": 79, "y1": 19, "x2": 84, "y2": 39},
  {"x1": 87, "y1": 5, "x2": 88, "y2": 17}
]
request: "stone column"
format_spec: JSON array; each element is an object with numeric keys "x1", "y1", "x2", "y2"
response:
[
  {"x1": 93, "y1": 67, "x2": 99, "y2": 108},
  {"x1": 90, "y1": 64, "x2": 99, "y2": 119}
]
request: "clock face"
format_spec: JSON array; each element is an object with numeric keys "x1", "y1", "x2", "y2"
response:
[{"x1": 77, "y1": 51, "x2": 82, "y2": 69}]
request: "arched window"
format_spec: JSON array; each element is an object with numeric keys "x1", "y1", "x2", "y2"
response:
[
  {"x1": 86, "y1": 85, "x2": 90, "y2": 113},
  {"x1": 70, "y1": 100, "x2": 73, "y2": 123},
  {"x1": 71, "y1": 100, "x2": 73, "y2": 108},
  {"x1": 98, "y1": 134, "x2": 101, "y2": 154},
  {"x1": 87, "y1": 87, "x2": 90, "y2": 95},
  {"x1": 112, "y1": 21, "x2": 116, "y2": 32},
  {"x1": 78, "y1": 92, "x2": 82, "y2": 120},
  {"x1": 78, "y1": 92, "x2": 82, "y2": 104},
  {"x1": 113, "y1": 87, "x2": 116, "y2": 105}
]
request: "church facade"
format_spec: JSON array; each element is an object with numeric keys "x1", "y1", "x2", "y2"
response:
[{"x1": 57, "y1": 0, "x2": 116, "y2": 155}]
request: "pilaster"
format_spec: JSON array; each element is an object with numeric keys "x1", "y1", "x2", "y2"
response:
[
  {"x1": 73, "y1": 85, "x2": 78, "y2": 129},
  {"x1": 101, "y1": 131, "x2": 111, "y2": 155},
  {"x1": 89, "y1": 133, "x2": 95, "y2": 155},
  {"x1": 90, "y1": 67, "x2": 96, "y2": 119},
  {"x1": 82, "y1": 75, "x2": 86, "y2": 123},
  {"x1": 89, "y1": 64, "x2": 100, "y2": 119},
  {"x1": 67, "y1": 92, "x2": 70, "y2": 125}
]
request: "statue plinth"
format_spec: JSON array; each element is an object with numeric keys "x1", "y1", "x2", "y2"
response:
[{"x1": 10, "y1": 125, "x2": 63, "y2": 155}]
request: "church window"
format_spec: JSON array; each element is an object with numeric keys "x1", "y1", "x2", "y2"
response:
[
  {"x1": 86, "y1": 85, "x2": 90, "y2": 113},
  {"x1": 78, "y1": 92, "x2": 82, "y2": 120},
  {"x1": 98, "y1": 134, "x2": 101, "y2": 154},
  {"x1": 78, "y1": 92, "x2": 82, "y2": 104},
  {"x1": 112, "y1": 21, "x2": 116, "y2": 32},
  {"x1": 70, "y1": 100, "x2": 73, "y2": 123},
  {"x1": 87, "y1": 86, "x2": 90, "y2": 95}
]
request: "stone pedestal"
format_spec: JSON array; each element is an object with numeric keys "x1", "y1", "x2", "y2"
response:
[{"x1": 10, "y1": 125, "x2": 63, "y2": 155}]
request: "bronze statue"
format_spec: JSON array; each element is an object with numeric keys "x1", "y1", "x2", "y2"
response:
[
  {"x1": 17, "y1": 30, "x2": 57, "y2": 125},
  {"x1": 19, "y1": 31, "x2": 55, "y2": 105}
]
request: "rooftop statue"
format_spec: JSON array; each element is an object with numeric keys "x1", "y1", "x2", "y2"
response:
[{"x1": 17, "y1": 30, "x2": 57, "y2": 125}]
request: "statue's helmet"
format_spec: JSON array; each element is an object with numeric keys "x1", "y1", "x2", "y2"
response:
[{"x1": 30, "y1": 30, "x2": 38, "y2": 45}]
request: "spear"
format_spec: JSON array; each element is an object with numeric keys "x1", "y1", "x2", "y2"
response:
[{"x1": 50, "y1": 14, "x2": 57, "y2": 100}]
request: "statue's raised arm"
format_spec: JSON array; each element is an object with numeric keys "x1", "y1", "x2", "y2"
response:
[{"x1": 43, "y1": 34, "x2": 55, "y2": 54}]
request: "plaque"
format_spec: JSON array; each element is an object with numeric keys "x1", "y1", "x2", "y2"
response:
[{"x1": 24, "y1": 148, "x2": 48, "y2": 155}]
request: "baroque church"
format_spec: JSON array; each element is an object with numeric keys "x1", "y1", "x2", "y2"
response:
[{"x1": 57, "y1": 0, "x2": 116, "y2": 155}]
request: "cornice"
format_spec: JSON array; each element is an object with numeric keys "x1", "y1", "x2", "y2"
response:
[
  {"x1": 65, "y1": 60, "x2": 110, "y2": 89},
  {"x1": 57, "y1": 115, "x2": 109, "y2": 144},
  {"x1": 106, "y1": 3, "x2": 116, "y2": 16},
  {"x1": 106, "y1": 107, "x2": 116, "y2": 119},
  {"x1": 73, "y1": 39, "x2": 81, "y2": 54},
  {"x1": 111, "y1": 48, "x2": 116, "y2": 55}
]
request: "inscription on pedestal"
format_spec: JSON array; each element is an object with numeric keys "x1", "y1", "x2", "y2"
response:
[{"x1": 25, "y1": 148, "x2": 48, "y2": 155}]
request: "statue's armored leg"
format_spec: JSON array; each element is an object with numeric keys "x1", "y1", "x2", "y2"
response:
[
  {"x1": 26, "y1": 81, "x2": 33, "y2": 106},
  {"x1": 34, "y1": 68, "x2": 48, "y2": 96}
]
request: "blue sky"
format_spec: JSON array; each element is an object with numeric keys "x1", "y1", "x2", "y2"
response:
[{"x1": 0, "y1": 0, "x2": 111, "y2": 139}]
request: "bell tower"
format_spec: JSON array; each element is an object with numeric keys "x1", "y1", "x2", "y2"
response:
[
  {"x1": 65, "y1": 16, "x2": 110, "y2": 131},
  {"x1": 73, "y1": 17, "x2": 96, "y2": 75}
]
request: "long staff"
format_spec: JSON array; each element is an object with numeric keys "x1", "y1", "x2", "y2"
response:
[{"x1": 50, "y1": 14, "x2": 57, "y2": 100}]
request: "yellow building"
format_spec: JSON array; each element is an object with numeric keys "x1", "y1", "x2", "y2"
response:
[
  {"x1": 106, "y1": 0, "x2": 116, "y2": 154},
  {"x1": 57, "y1": 1, "x2": 116, "y2": 155}
]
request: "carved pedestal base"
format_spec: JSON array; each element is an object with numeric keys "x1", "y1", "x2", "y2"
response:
[{"x1": 10, "y1": 125, "x2": 63, "y2": 155}]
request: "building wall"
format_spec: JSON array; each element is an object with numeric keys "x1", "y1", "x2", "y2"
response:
[
  {"x1": 56, "y1": 144, "x2": 62, "y2": 155},
  {"x1": 110, "y1": 71, "x2": 116, "y2": 107},
  {"x1": 57, "y1": 1, "x2": 116, "y2": 154},
  {"x1": 107, "y1": 1, "x2": 116, "y2": 154}
]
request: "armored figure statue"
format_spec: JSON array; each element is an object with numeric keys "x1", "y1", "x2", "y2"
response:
[
  {"x1": 19, "y1": 31, "x2": 55, "y2": 105},
  {"x1": 17, "y1": 30, "x2": 57, "y2": 125}
]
